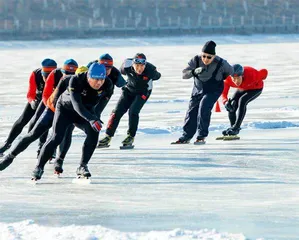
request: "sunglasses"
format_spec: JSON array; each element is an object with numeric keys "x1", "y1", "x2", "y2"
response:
[
  {"x1": 202, "y1": 55, "x2": 213, "y2": 59},
  {"x1": 133, "y1": 58, "x2": 146, "y2": 65}
]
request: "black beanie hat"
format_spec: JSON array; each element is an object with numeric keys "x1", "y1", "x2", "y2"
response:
[{"x1": 202, "y1": 40, "x2": 216, "y2": 55}]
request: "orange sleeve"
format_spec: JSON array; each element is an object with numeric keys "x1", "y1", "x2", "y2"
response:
[
  {"x1": 221, "y1": 76, "x2": 232, "y2": 104},
  {"x1": 27, "y1": 71, "x2": 37, "y2": 103},
  {"x1": 46, "y1": 89, "x2": 58, "y2": 112},
  {"x1": 42, "y1": 71, "x2": 55, "y2": 105}
]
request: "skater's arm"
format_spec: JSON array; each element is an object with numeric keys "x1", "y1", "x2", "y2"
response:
[
  {"x1": 182, "y1": 57, "x2": 198, "y2": 79},
  {"x1": 146, "y1": 63, "x2": 161, "y2": 81},
  {"x1": 221, "y1": 60, "x2": 234, "y2": 79},
  {"x1": 221, "y1": 78, "x2": 231, "y2": 104},
  {"x1": 27, "y1": 71, "x2": 37, "y2": 103},
  {"x1": 115, "y1": 71, "x2": 127, "y2": 87},
  {"x1": 120, "y1": 59, "x2": 133, "y2": 75},
  {"x1": 93, "y1": 97, "x2": 110, "y2": 118},
  {"x1": 42, "y1": 71, "x2": 55, "y2": 106}
]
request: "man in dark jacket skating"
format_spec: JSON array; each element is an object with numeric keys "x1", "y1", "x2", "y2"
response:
[
  {"x1": 172, "y1": 41, "x2": 233, "y2": 145},
  {"x1": 97, "y1": 53, "x2": 161, "y2": 148}
]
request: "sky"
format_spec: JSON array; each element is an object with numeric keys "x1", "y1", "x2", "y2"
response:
[{"x1": 0, "y1": 34, "x2": 299, "y2": 240}]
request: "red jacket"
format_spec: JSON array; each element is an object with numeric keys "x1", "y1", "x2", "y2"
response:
[
  {"x1": 221, "y1": 66, "x2": 268, "y2": 104},
  {"x1": 26, "y1": 69, "x2": 44, "y2": 103},
  {"x1": 42, "y1": 69, "x2": 63, "y2": 105}
]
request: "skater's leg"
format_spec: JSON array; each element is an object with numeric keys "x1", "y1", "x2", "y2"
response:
[
  {"x1": 197, "y1": 91, "x2": 221, "y2": 138},
  {"x1": 0, "y1": 103, "x2": 35, "y2": 152},
  {"x1": 105, "y1": 88, "x2": 134, "y2": 137},
  {"x1": 36, "y1": 106, "x2": 72, "y2": 170},
  {"x1": 28, "y1": 101, "x2": 46, "y2": 132},
  {"x1": 127, "y1": 92, "x2": 150, "y2": 137},
  {"x1": 233, "y1": 89, "x2": 263, "y2": 129}
]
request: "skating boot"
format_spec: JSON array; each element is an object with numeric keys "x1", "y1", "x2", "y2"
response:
[
  {"x1": 76, "y1": 164, "x2": 91, "y2": 178},
  {"x1": 226, "y1": 127, "x2": 241, "y2": 136},
  {"x1": 171, "y1": 137, "x2": 190, "y2": 144},
  {"x1": 194, "y1": 136, "x2": 206, "y2": 145},
  {"x1": 120, "y1": 135, "x2": 134, "y2": 149},
  {"x1": 0, "y1": 154, "x2": 15, "y2": 171},
  {"x1": 97, "y1": 135, "x2": 111, "y2": 148},
  {"x1": 54, "y1": 158, "x2": 64, "y2": 175},
  {"x1": 31, "y1": 166, "x2": 44, "y2": 181}
]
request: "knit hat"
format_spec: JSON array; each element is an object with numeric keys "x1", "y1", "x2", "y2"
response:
[
  {"x1": 88, "y1": 63, "x2": 106, "y2": 80},
  {"x1": 202, "y1": 40, "x2": 216, "y2": 55},
  {"x1": 62, "y1": 59, "x2": 78, "y2": 74},
  {"x1": 232, "y1": 64, "x2": 244, "y2": 77},
  {"x1": 41, "y1": 58, "x2": 57, "y2": 76},
  {"x1": 99, "y1": 53, "x2": 113, "y2": 68},
  {"x1": 133, "y1": 53, "x2": 147, "y2": 64},
  {"x1": 75, "y1": 66, "x2": 89, "y2": 75}
]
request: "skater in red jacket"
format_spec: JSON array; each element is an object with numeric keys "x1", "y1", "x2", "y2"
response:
[{"x1": 221, "y1": 64, "x2": 268, "y2": 136}]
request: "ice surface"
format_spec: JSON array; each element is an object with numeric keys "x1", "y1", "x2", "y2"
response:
[{"x1": 0, "y1": 35, "x2": 299, "y2": 240}]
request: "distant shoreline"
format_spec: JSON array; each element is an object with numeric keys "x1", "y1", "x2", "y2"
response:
[{"x1": 1, "y1": 24, "x2": 298, "y2": 41}]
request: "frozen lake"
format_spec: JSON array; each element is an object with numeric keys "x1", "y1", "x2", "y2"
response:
[{"x1": 0, "y1": 35, "x2": 299, "y2": 240}]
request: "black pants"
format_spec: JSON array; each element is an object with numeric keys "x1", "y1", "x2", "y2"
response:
[
  {"x1": 106, "y1": 88, "x2": 150, "y2": 137},
  {"x1": 10, "y1": 107, "x2": 72, "y2": 159},
  {"x1": 229, "y1": 88, "x2": 263, "y2": 129},
  {"x1": 182, "y1": 91, "x2": 221, "y2": 139},
  {"x1": 36, "y1": 104, "x2": 99, "y2": 169},
  {"x1": 3, "y1": 101, "x2": 47, "y2": 146}
]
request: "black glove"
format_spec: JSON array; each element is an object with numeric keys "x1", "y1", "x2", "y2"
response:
[
  {"x1": 193, "y1": 67, "x2": 203, "y2": 76},
  {"x1": 89, "y1": 119, "x2": 103, "y2": 132},
  {"x1": 30, "y1": 100, "x2": 39, "y2": 110},
  {"x1": 224, "y1": 99, "x2": 234, "y2": 112}
]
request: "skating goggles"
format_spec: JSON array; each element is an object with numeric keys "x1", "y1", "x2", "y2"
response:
[
  {"x1": 133, "y1": 58, "x2": 146, "y2": 65},
  {"x1": 202, "y1": 54, "x2": 213, "y2": 59}
]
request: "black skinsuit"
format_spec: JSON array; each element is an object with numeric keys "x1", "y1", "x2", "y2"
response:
[{"x1": 36, "y1": 72, "x2": 113, "y2": 169}]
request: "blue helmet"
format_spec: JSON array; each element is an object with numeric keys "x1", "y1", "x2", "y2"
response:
[
  {"x1": 233, "y1": 64, "x2": 244, "y2": 77},
  {"x1": 88, "y1": 63, "x2": 106, "y2": 80}
]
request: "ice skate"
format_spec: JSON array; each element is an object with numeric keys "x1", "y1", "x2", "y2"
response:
[
  {"x1": 194, "y1": 137, "x2": 206, "y2": 145},
  {"x1": 54, "y1": 158, "x2": 64, "y2": 176},
  {"x1": 73, "y1": 164, "x2": 91, "y2": 184},
  {"x1": 31, "y1": 166, "x2": 44, "y2": 182},
  {"x1": 120, "y1": 135, "x2": 134, "y2": 149},
  {"x1": 97, "y1": 135, "x2": 111, "y2": 148}
]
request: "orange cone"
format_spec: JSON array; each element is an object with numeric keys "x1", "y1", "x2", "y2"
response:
[{"x1": 215, "y1": 100, "x2": 221, "y2": 112}]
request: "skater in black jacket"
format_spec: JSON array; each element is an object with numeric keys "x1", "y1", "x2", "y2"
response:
[
  {"x1": 97, "y1": 53, "x2": 161, "y2": 148},
  {"x1": 31, "y1": 63, "x2": 113, "y2": 180}
]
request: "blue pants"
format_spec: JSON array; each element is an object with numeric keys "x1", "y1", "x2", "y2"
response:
[{"x1": 182, "y1": 92, "x2": 221, "y2": 140}]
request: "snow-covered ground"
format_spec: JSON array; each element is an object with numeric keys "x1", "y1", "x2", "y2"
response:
[{"x1": 0, "y1": 35, "x2": 299, "y2": 240}]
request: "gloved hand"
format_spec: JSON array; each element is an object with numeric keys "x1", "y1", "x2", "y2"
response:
[
  {"x1": 193, "y1": 67, "x2": 203, "y2": 76},
  {"x1": 30, "y1": 100, "x2": 39, "y2": 110},
  {"x1": 89, "y1": 119, "x2": 103, "y2": 132},
  {"x1": 224, "y1": 99, "x2": 234, "y2": 112}
]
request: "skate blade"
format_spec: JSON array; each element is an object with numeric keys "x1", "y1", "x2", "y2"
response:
[
  {"x1": 30, "y1": 178, "x2": 40, "y2": 184},
  {"x1": 97, "y1": 145, "x2": 110, "y2": 149},
  {"x1": 193, "y1": 141, "x2": 206, "y2": 145},
  {"x1": 170, "y1": 142, "x2": 189, "y2": 145},
  {"x1": 54, "y1": 171, "x2": 61, "y2": 178},
  {"x1": 72, "y1": 177, "x2": 91, "y2": 184},
  {"x1": 216, "y1": 136, "x2": 225, "y2": 140},
  {"x1": 120, "y1": 145, "x2": 134, "y2": 150},
  {"x1": 223, "y1": 136, "x2": 240, "y2": 141}
]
